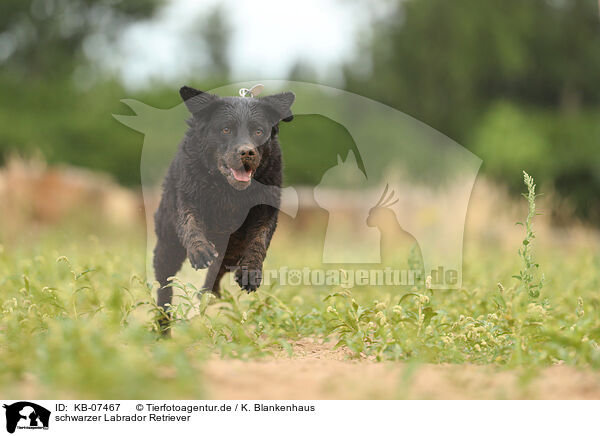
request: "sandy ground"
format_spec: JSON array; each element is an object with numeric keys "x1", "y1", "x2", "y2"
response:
[{"x1": 203, "y1": 338, "x2": 600, "y2": 400}]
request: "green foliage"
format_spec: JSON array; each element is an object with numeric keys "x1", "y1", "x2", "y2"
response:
[
  {"x1": 472, "y1": 103, "x2": 600, "y2": 218},
  {"x1": 472, "y1": 103, "x2": 549, "y2": 181},
  {"x1": 280, "y1": 115, "x2": 362, "y2": 187},
  {"x1": 343, "y1": 0, "x2": 600, "y2": 219},
  {"x1": 0, "y1": 76, "x2": 147, "y2": 185},
  {"x1": 2, "y1": 173, "x2": 600, "y2": 398},
  {"x1": 514, "y1": 172, "x2": 544, "y2": 299},
  {"x1": 0, "y1": 230, "x2": 205, "y2": 398},
  {"x1": 345, "y1": 0, "x2": 600, "y2": 138},
  {"x1": 0, "y1": 0, "x2": 162, "y2": 79}
]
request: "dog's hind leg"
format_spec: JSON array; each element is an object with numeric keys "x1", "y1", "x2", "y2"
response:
[
  {"x1": 153, "y1": 228, "x2": 186, "y2": 335},
  {"x1": 203, "y1": 261, "x2": 227, "y2": 298},
  {"x1": 201, "y1": 237, "x2": 231, "y2": 297}
]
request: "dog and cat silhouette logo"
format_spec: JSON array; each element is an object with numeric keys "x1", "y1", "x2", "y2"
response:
[
  {"x1": 3, "y1": 402, "x2": 50, "y2": 433},
  {"x1": 116, "y1": 81, "x2": 482, "y2": 289}
]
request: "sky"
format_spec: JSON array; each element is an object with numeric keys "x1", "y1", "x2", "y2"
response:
[{"x1": 109, "y1": 0, "x2": 377, "y2": 89}]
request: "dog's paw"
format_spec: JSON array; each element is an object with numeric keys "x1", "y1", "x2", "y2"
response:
[
  {"x1": 235, "y1": 266, "x2": 262, "y2": 292},
  {"x1": 187, "y1": 242, "x2": 217, "y2": 270}
]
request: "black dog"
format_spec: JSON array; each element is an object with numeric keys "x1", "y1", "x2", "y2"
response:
[{"x1": 153, "y1": 86, "x2": 294, "y2": 331}]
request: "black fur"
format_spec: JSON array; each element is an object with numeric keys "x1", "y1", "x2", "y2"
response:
[{"x1": 153, "y1": 86, "x2": 294, "y2": 334}]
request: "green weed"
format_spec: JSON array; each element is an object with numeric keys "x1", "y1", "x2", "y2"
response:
[{"x1": 1, "y1": 173, "x2": 600, "y2": 398}]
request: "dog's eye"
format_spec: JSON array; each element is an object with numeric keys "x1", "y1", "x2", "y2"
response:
[
  {"x1": 255, "y1": 129, "x2": 263, "y2": 136},
  {"x1": 221, "y1": 127, "x2": 231, "y2": 134}
]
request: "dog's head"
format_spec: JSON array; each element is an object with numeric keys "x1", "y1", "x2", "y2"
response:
[{"x1": 180, "y1": 86, "x2": 295, "y2": 190}]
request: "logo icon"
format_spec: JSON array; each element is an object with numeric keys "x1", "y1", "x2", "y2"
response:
[{"x1": 3, "y1": 402, "x2": 50, "y2": 434}]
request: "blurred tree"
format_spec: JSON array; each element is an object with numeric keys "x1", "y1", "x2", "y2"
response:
[
  {"x1": 0, "y1": 0, "x2": 163, "y2": 185},
  {"x1": 0, "y1": 0, "x2": 162, "y2": 79},
  {"x1": 288, "y1": 58, "x2": 318, "y2": 83},
  {"x1": 342, "y1": 0, "x2": 600, "y2": 220},
  {"x1": 344, "y1": 0, "x2": 600, "y2": 139},
  {"x1": 193, "y1": 5, "x2": 231, "y2": 79}
]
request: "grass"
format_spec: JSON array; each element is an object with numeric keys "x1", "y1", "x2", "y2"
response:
[{"x1": 1, "y1": 174, "x2": 600, "y2": 398}]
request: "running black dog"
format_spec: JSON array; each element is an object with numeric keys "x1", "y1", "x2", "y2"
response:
[{"x1": 153, "y1": 86, "x2": 294, "y2": 332}]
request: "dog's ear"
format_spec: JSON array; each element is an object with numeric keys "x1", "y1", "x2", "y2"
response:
[
  {"x1": 260, "y1": 92, "x2": 295, "y2": 124},
  {"x1": 180, "y1": 86, "x2": 219, "y2": 115}
]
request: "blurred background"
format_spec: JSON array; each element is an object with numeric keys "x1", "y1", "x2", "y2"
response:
[
  {"x1": 1, "y1": 0, "x2": 600, "y2": 400},
  {"x1": 0, "y1": 0, "x2": 599, "y2": 227}
]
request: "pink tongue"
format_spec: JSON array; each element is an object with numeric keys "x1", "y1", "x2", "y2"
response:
[{"x1": 231, "y1": 167, "x2": 252, "y2": 182}]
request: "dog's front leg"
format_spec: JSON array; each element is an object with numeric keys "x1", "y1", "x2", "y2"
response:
[
  {"x1": 235, "y1": 205, "x2": 278, "y2": 292},
  {"x1": 176, "y1": 198, "x2": 218, "y2": 269}
]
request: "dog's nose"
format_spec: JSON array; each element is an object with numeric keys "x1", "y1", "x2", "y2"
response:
[{"x1": 238, "y1": 145, "x2": 256, "y2": 158}]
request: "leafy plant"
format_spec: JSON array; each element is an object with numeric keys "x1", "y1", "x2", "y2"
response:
[{"x1": 514, "y1": 171, "x2": 545, "y2": 299}]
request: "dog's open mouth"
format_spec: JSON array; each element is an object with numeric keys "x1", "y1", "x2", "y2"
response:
[
  {"x1": 230, "y1": 163, "x2": 253, "y2": 182},
  {"x1": 219, "y1": 157, "x2": 259, "y2": 190}
]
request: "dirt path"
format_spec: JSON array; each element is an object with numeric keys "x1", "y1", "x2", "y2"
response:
[{"x1": 203, "y1": 338, "x2": 600, "y2": 399}]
